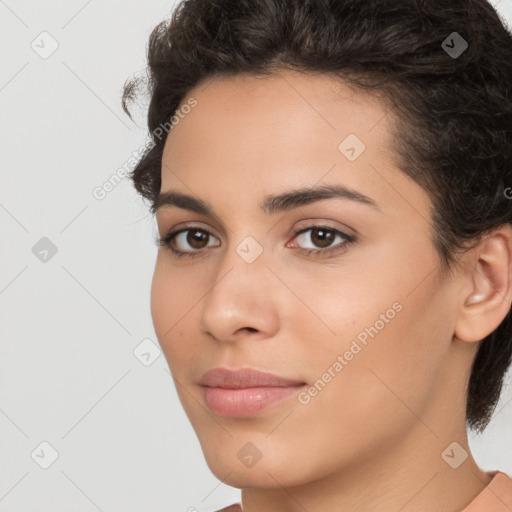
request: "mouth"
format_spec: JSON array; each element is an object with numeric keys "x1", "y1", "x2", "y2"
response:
[{"x1": 199, "y1": 367, "x2": 307, "y2": 417}]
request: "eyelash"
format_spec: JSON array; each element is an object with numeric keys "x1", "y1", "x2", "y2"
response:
[{"x1": 157, "y1": 223, "x2": 356, "y2": 259}]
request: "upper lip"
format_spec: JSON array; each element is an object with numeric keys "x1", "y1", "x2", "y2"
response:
[{"x1": 199, "y1": 367, "x2": 306, "y2": 389}]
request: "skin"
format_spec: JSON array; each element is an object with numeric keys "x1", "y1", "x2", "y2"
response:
[{"x1": 151, "y1": 69, "x2": 512, "y2": 512}]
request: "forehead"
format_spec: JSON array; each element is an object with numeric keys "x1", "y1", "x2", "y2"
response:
[
  {"x1": 159, "y1": 69, "x2": 428, "y2": 222},
  {"x1": 164, "y1": 69, "x2": 393, "y2": 159}
]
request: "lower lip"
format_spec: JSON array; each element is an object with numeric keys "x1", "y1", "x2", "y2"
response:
[{"x1": 201, "y1": 385, "x2": 306, "y2": 417}]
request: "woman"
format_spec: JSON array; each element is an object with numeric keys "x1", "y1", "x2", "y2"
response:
[{"x1": 122, "y1": 0, "x2": 512, "y2": 510}]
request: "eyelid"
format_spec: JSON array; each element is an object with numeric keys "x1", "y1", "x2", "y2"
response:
[
  {"x1": 281, "y1": 218, "x2": 358, "y2": 254},
  {"x1": 159, "y1": 221, "x2": 220, "y2": 239},
  {"x1": 290, "y1": 219, "x2": 356, "y2": 237},
  {"x1": 287, "y1": 224, "x2": 356, "y2": 252},
  {"x1": 157, "y1": 213, "x2": 228, "y2": 240}
]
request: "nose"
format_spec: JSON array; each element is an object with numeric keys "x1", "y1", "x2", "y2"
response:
[{"x1": 198, "y1": 247, "x2": 280, "y2": 343}]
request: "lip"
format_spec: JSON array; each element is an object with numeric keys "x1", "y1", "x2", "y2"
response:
[
  {"x1": 199, "y1": 367, "x2": 307, "y2": 417},
  {"x1": 199, "y1": 367, "x2": 305, "y2": 388}
]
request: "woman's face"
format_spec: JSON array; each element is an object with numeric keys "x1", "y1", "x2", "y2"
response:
[{"x1": 151, "y1": 70, "x2": 470, "y2": 488}]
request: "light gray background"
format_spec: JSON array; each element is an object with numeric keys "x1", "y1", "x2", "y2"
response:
[{"x1": 1, "y1": 1, "x2": 512, "y2": 511}]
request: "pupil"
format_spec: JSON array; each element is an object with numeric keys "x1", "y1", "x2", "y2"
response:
[
  {"x1": 188, "y1": 229, "x2": 207, "y2": 249},
  {"x1": 312, "y1": 228, "x2": 333, "y2": 248}
]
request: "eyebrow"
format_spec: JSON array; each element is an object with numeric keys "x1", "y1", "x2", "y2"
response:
[{"x1": 153, "y1": 184, "x2": 380, "y2": 217}]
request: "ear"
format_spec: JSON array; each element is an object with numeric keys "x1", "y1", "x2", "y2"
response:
[{"x1": 454, "y1": 224, "x2": 512, "y2": 343}]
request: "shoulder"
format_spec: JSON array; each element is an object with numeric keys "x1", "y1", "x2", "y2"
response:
[
  {"x1": 214, "y1": 505, "x2": 242, "y2": 512},
  {"x1": 462, "y1": 470, "x2": 512, "y2": 511},
  {"x1": 487, "y1": 471, "x2": 512, "y2": 504}
]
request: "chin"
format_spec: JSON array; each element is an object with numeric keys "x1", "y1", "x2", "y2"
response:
[
  {"x1": 206, "y1": 459, "x2": 300, "y2": 489},
  {"x1": 200, "y1": 443, "x2": 314, "y2": 490}
]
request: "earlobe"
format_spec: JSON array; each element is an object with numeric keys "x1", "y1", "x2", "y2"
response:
[{"x1": 455, "y1": 226, "x2": 512, "y2": 343}]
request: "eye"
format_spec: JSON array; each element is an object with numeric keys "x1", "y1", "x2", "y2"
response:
[
  {"x1": 288, "y1": 224, "x2": 356, "y2": 257},
  {"x1": 157, "y1": 226, "x2": 220, "y2": 258}
]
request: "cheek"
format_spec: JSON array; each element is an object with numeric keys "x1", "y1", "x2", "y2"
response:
[
  {"x1": 290, "y1": 249, "x2": 450, "y2": 437},
  {"x1": 279, "y1": 300, "x2": 446, "y2": 477},
  {"x1": 150, "y1": 262, "x2": 171, "y2": 341},
  {"x1": 150, "y1": 261, "x2": 196, "y2": 369}
]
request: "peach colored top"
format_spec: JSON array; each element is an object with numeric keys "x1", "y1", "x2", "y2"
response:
[
  {"x1": 461, "y1": 471, "x2": 512, "y2": 512},
  {"x1": 215, "y1": 470, "x2": 512, "y2": 512}
]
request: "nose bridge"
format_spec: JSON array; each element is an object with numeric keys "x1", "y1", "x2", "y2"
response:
[
  {"x1": 214, "y1": 216, "x2": 269, "y2": 281},
  {"x1": 198, "y1": 232, "x2": 277, "y2": 340},
  {"x1": 205, "y1": 232, "x2": 268, "y2": 309}
]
